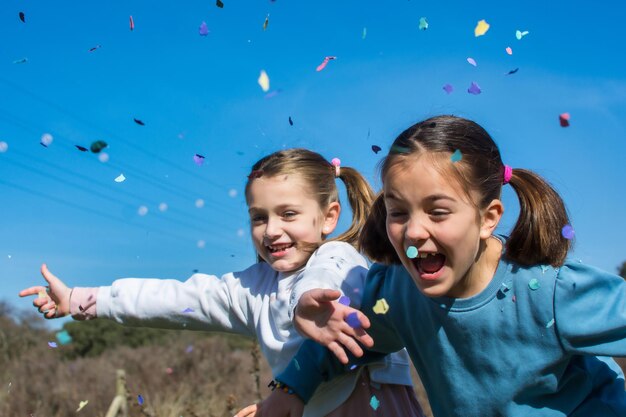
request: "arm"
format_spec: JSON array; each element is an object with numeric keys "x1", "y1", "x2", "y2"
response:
[{"x1": 555, "y1": 261, "x2": 626, "y2": 356}]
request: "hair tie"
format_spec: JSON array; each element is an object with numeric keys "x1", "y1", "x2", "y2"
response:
[
  {"x1": 502, "y1": 165, "x2": 513, "y2": 185},
  {"x1": 331, "y1": 158, "x2": 341, "y2": 177}
]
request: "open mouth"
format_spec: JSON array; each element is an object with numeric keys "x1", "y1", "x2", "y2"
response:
[
  {"x1": 267, "y1": 242, "x2": 296, "y2": 254},
  {"x1": 410, "y1": 252, "x2": 446, "y2": 277}
]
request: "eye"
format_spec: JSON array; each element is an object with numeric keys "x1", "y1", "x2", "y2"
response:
[
  {"x1": 250, "y1": 214, "x2": 267, "y2": 223},
  {"x1": 282, "y1": 211, "x2": 297, "y2": 219},
  {"x1": 430, "y1": 209, "x2": 450, "y2": 219},
  {"x1": 387, "y1": 209, "x2": 407, "y2": 219}
]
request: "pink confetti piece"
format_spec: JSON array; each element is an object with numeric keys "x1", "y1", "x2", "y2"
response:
[
  {"x1": 193, "y1": 154, "x2": 205, "y2": 165},
  {"x1": 199, "y1": 21, "x2": 209, "y2": 36},
  {"x1": 316, "y1": 56, "x2": 336, "y2": 72},
  {"x1": 506, "y1": 47, "x2": 513, "y2": 55},
  {"x1": 129, "y1": 16, "x2": 134, "y2": 31},
  {"x1": 559, "y1": 113, "x2": 570, "y2": 127},
  {"x1": 467, "y1": 57, "x2": 477, "y2": 66},
  {"x1": 443, "y1": 83, "x2": 453, "y2": 94},
  {"x1": 467, "y1": 81, "x2": 481, "y2": 95}
]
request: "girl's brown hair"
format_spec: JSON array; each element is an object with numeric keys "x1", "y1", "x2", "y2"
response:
[
  {"x1": 245, "y1": 148, "x2": 375, "y2": 249},
  {"x1": 360, "y1": 115, "x2": 572, "y2": 267}
]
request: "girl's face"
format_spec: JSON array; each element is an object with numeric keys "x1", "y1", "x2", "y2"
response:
[
  {"x1": 247, "y1": 174, "x2": 340, "y2": 273},
  {"x1": 383, "y1": 156, "x2": 502, "y2": 298}
]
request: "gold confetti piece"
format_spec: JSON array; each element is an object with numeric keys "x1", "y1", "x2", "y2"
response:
[
  {"x1": 114, "y1": 174, "x2": 126, "y2": 183},
  {"x1": 372, "y1": 298, "x2": 389, "y2": 314},
  {"x1": 76, "y1": 400, "x2": 89, "y2": 412},
  {"x1": 262, "y1": 14, "x2": 269, "y2": 31},
  {"x1": 38, "y1": 290, "x2": 47, "y2": 299},
  {"x1": 258, "y1": 70, "x2": 270, "y2": 92},
  {"x1": 474, "y1": 19, "x2": 490, "y2": 37}
]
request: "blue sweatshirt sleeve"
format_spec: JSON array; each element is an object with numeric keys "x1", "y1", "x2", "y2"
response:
[
  {"x1": 277, "y1": 264, "x2": 403, "y2": 402},
  {"x1": 554, "y1": 261, "x2": 626, "y2": 356}
]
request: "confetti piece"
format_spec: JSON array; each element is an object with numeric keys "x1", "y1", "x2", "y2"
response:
[
  {"x1": 137, "y1": 395, "x2": 144, "y2": 406},
  {"x1": 505, "y1": 47, "x2": 513, "y2": 55},
  {"x1": 515, "y1": 30, "x2": 529, "y2": 40},
  {"x1": 258, "y1": 70, "x2": 270, "y2": 92},
  {"x1": 346, "y1": 312, "x2": 361, "y2": 328},
  {"x1": 185, "y1": 345, "x2": 194, "y2": 353},
  {"x1": 195, "y1": 198, "x2": 205, "y2": 208},
  {"x1": 370, "y1": 395, "x2": 380, "y2": 410},
  {"x1": 76, "y1": 400, "x2": 89, "y2": 412},
  {"x1": 197, "y1": 240, "x2": 206, "y2": 249},
  {"x1": 88, "y1": 45, "x2": 101, "y2": 52},
  {"x1": 228, "y1": 189, "x2": 237, "y2": 198},
  {"x1": 559, "y1": 113, "x2": 570, "y2": 127},
  {"x1": 506, "y1": 68, "x2": 519, "y2": 75},
  {"x1": 528, "y1": 278, "x2": 540, "y2": 290},
  {"x1": 316, "y1": 56, "x2": 336, "y2": 72},
  {"x1": 99, "y1": 152, "x2": 109, "y2": 163},
  {"x1": 294, "y1": 359, "x2": 301, "y2": 371},
  {"x1": 262, "y1": 14, "x2": 269, "y2": 31},
  {"x1": 406, "y1": 246, "x2": 418, "y2": 259},
  {"x1": 288, "y1": 116, "x2": 293, "y2": 126},
  {"x1": 371, "y1": 145, "x2": 382, "y2": 154},
  {"x1": 338, "y1": 295, "x2": 351, "y2": 306},
  {"x1": 450, "y1": 149, "x2": 462, "y2": 162},
  {"x1": 331, "y1": 157, "x2": 341, "y2": 167},
  {"x1": 237, "y1": 228, "x2": 245, "y2": 237},
  {"x1": 90, "y1": 140, "x2": 107, "y2": 154},
  {"x1": 541, "y1": 265, "x2": 549, "y2": 274},
  {"x1": 545, "y1": 318, "x2": 555, "y2": 328},
  {"x1": 138, "y1": 206, "x2": 148, "y2": 216},
  {"x1": 48, "y1": 341, "x2": 58, "y2": 348},
  {"x1": 38, "y1": 290, "x2": 47, "y2": 299},
  {"x1": 561, "y1": 225, "x2": 575, "y2": 240},
  {"x1": 418, "y1": 17, "x2": 428, "y2": 30},
  {"x1": 166, "y1": 367, "x2": 173, "y2": 374},
  {"x1": 75, "y1": 145, "x2": 88, "y2": 152},
  {"x1": 349, "y1": 364, "x2": 358, "y2": 370},
  {"x1": 133, "y1": 118, "x2": 145, "y2": 126},
  {"x1": 199, "y1": 21, "x2": 209, "y2": 36},
  {"x1": 443, "y1": 83, "x2": 454, "y2": 94},
  {"x1": 40, "y1": 133, "x2": 53, "y2": 147},
  {"x1": 114, "y1": 174, "x2": 126, "y2": 183},
  {"x1": 264, "y1": 90, "x2": 281, "y2": 99},
  {"x1": 19, "y1": 12, "x2": 25, "y2": 23},
  {"x1": 467, "y1": 57, "x2": 477, "y2": 66},
  {"x1": 182, "y1": 308, "x2": 194, "y2": 313},
  {"x1": 13, "y1": 58, "x2": 28, "y2": 64},
  {"x1": 474, "y1": 19, "x2": 490, "y2": 37},
  {"x1": 362, "y1": 27, "x2": 367, "y2": 39},
  {"x1": 372, "y1": 298, "x2": 389, "y2": 314},
  {"x1": 0, "y1": 141, "x2": 8, "y2": 153},
  {"x1": 193, "y1": 154, "x2": 205, "y2": 166},
  {"x1": 56, "y1": 330, "x2": 72, "y2": 345},
  {"x1": 216, "y1": 0, "x2": 224, "y2": 8},
  {"x1": 467, "y1": 81, "x2": 482, "y2": 95}
]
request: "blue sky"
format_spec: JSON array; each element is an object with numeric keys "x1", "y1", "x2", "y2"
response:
[{"x1": 2, "y1": 0, "x2": 624, "y2": 327}]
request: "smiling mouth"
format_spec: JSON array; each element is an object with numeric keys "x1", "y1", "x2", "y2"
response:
[
  {"x1": 267, "y1": 243, "x2": 296, "y2": 253},
  {"x1": 411, "y1": 252, "x2": 446, "y2": 275}
]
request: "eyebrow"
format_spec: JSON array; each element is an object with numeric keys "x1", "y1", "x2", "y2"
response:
[
  {"x1": 248, "y1": 204, "x2": 303, "y2": 213},
  {"x1": 384, "y1": 192, "x2": 457, "y2": 203}
]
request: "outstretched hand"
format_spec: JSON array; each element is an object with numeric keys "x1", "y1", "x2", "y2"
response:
[
  {"x1": 293, "y1": 289, "x2": 374, "y2": 364},
  {"x1": 18, "y1": 264, "x2": 72, "y2": 319},
  {"x1": 233, "y1": 390, "x2": 304, "y2": 417}
]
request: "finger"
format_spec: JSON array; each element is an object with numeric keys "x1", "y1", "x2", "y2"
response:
[
  {"x1": 337, "y1": 332, "x2": 364, "y2": 357},
  {"x1": 234, "y1": 404, "x2": 257, "y2": 417},
  {"x1": 33, "y1": 297, "x2": 50, "y2": 308},
  {"x1": 18, "y1": 286, "x2": 48, "y2": 298},
  {"x1": 41, "y1": 263, "x2": 59, "y2": 286},
  {"x1": 327, "y1": 341, "x2": 349, "y2": 364},
  {"x1": 352, "y1": 327, "x2": 374, "y2": 348},
  {"x1": 39, "y1": 301, "x2": 57, "y2": 314},
  {"x1": 44, "y1": 307, "x2": 58, "y2": 320}
]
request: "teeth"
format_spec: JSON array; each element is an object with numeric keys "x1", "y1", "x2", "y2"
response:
[{"x1": 269, "y1": 243, "x2": 293, "y2": 252}]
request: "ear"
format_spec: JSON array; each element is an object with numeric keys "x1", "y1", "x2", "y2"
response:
[
  {"x1": 322, "y1": 202, "x2": 341, "y2": 236},
  {"x1": 479, "y1": 199, "x2": 504, "y2": 239}
]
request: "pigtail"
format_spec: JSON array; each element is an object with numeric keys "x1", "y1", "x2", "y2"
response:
[
  {"x1": 332, "y1": 167, "x2": 376, "y2": 248},
  {"x1": 359, "y1": 193, "x2": 400, "y2": 264},
  {"x1": 506, "y1": 168, "x2": 572, "y2": 267}
]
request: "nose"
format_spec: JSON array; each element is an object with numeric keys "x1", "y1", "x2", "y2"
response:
[
  {"x1": 405, "y1": 214, "x2": 429, "y2": 242},
  {"x1": 263, "y1": 217, "x2": 283, "y2": 240}
]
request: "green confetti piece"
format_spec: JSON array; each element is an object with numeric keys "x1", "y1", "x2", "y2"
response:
[
  {"x1": 370, "y1": 395, "x2": 380, "y2": 410},
  {"x1": 450, "y1": 149, "x2": 462, "y2": 162},
  {"x1": 545, "y1": 318, "x2": 555, "y2": 328},
  {"x1": 406, "y1": 246, "x2": 418, "y2": 258},
  {"x1": 294, "y1": 359, "x2": 301, "y2": 371},
  {"x1": 418, "y1": 17, "x2": 428, "y2": 30},
  {"x1": 528, "y1": 278, "x2": 540, "y2": 290}
]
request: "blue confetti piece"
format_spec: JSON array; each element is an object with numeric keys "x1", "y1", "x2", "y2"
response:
[
  {"x1": 561, "y1": 225, "x2": 575, "y2": 240},
  {"x1": 182, "y1": 308, "x2": 194, "y2": 313},
  {"x1": 338, "y1": 295, "x2": 351, "y2": 306},
  {"x1": 546, "y1": 318, "x2": 555, "y2": 328},
  {"x1": 47, "y1": 341, "x2": 58, "y2": 348},
  {"x1": 528, "y1": 278, "x2": 540, "y2": 290},
  {"x1": 450, "y1": 149, "x2": 462, "y2": 162},
  {"x1": 137, "y1": 394, "x2": 144, "y2": 406},
  {"x1": 349, "y1": 364, "x2": 358, "y2": 370},
  {"x1": 370, "y1": 395, "x2": 380, "y2": 410},
  {"x1": 406, "y1": 246, "x2": 418, "y2": 259},
  {"x1": 346, "y1": 312, "x2": 361, "y2": 329}
]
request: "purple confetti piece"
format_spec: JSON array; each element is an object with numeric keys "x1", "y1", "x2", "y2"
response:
[
  {"x1": 443, "y1": 83, "x2": 453, "y2": 94},
  {"x1": 467, "y1": 57, "x2": 477, "y2": 66},
  {"x1": 185, "y1": 344, "x2": 194, "y2": 353},
  {"x1": 199, "y1": 21, "x2": 209, "y2": 36},
  {"x1": 338, "y1": 295, "x2": 350, "y2": 306},
  {"x1": 561, "y1": 225, "x2": 575, "y2": 240},
  {"x1": 506, "y1": 68, "x2": 519, "y2": 75},
  {"x1": 467, "y1": 81, "x2": 482, "y2": 95},
  {"x1": 193, "y1": 154, "x2": 205, "y2": 166},
  {"x1": 137, "y1": 394, "x2": 144, "y2": 405},
  {"x1": 47, "y1": 341, "x2": 58, "y2": 348},
  {"x1": 371, "y1": 145, "x2": 382, "y2": 154},
  {"x1": 345, "y1": 312, "x2": 361, "y2": 328},
  {"x1": 182, "y1": 307, "x2": 194, "y2": 313}
]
